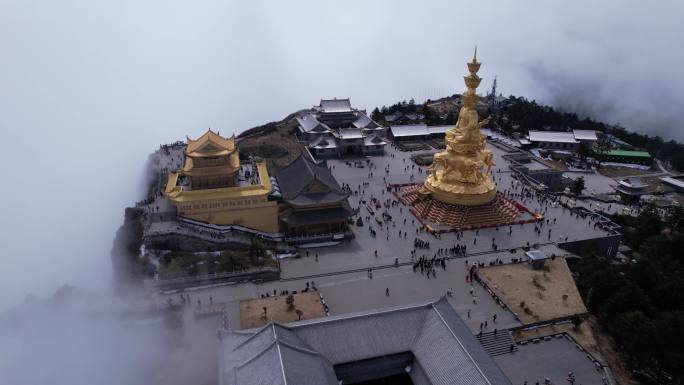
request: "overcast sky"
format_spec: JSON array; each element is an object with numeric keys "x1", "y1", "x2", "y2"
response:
[
  {"x1": 1, "y1": 0, "x2": 683, "y2": 309},
  {"x1": 1, "y1": 2, "x2": 683, "y2": 384}
]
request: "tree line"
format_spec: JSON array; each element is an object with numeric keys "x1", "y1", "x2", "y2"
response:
[
  {"x1": 372, "y1": 95, "x2": 684, "y2": 171},
  {"x1": 570, "y1": 206, "x2": 684, "y2": 384}
]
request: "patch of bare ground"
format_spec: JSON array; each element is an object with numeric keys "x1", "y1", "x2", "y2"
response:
[
  {"x1": 598, "y1": 165, "x2": 658, "y2": 178},
  {"x1": 239, "y1": 292, "x2": 325, "y2": 329},
  {"x1": 545, "y1": 159, "x2": 569, "y2": 171},
  {"x1": 512, "y1": 316, "x2": 639, "y2": 385},
  {"x1": 238, "y1": 116, "x2": 303, "y2": 168},
  {"x1": 239, "y1": 131, "x2": 302, "y2": 166},
  {"x1": 479, "y1": 257, "x2": 587, "y2": 323}
]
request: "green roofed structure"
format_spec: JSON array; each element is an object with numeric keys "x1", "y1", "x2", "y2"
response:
[{"x1": 596, "y1": 149, "x2": 652, "y2": 166}]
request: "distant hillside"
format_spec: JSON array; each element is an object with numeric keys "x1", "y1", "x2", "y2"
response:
[
  {"x1": 237, "y1": 110, "x2": 306, "y2": 168},
  {"x1": 233, "y1": 93, "x2": 684, "y2": 172},
  {"x1": 237, "y1": 110, "x2": 306, "y2": 139},
  {"x1": 373, "y1": 94, "x2": 684, "y2": 171}
]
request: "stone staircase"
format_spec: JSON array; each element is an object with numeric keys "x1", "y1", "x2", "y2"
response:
[{"x1": 476, "y1": 330, "x2": 518, "y2": 356}]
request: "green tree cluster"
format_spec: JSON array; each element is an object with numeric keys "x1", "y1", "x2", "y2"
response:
[
  {"x1": 499, "y1": 97, "x2": 684, "y2": 171},
  {"x1": 571, "y1": 206, "x2": 684, "y2": 382},
  {"x1": 374, "y1": 95, "x2": 684, "y2": 171},
  {"x1": 569, "y1": 177, "x2": 586, "y2": 196}
]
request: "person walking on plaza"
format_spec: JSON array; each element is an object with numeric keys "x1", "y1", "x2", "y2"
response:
[{"x1": 385, "y1": 288, "x2": 390, "y2": 297}]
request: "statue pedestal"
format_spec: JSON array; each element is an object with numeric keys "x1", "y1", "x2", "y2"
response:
[{"x1": 422, "y1": 175, "x2": 496, "y2": 206}]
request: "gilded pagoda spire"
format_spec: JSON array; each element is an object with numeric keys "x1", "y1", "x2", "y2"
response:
[
  {"x1": 463, "y1": 47, "x2": 482, "y2": 109},
  {"x1": 420, "y1": 49, "x2": 496, "y2": 206}
]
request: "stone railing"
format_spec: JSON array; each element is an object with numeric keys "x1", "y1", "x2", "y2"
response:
[{"x1": 147, "y1": 266, "x2": 280, "y2": 290}]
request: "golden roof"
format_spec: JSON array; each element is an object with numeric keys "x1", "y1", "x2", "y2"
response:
[
  {"x1": 182, "y1": 151, "x2": 240, "y2": 176},
  {"x1": 185, "y1": 129, "x2": 236, "y2": 157},
  {"x1": 165, "y1": 162, "x2": 272, "y2": 202}
]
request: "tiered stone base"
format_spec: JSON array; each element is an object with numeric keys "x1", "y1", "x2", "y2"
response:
[{"x1": 398, "y1": 184, "x2": 537, "y2": 231}]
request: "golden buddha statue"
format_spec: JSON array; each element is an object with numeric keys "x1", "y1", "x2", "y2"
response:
[{"x1": 422, "y1": 48, "x2": 497, "y2": 206}]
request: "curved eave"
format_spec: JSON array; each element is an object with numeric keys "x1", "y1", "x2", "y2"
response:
[
  {"x1": 183, "y1": 164, "x2": 240, "y2": 176},
  {"x1": 283, "y1": 189, "x2": 350, "y2": 207},
  {"x1": 167, "y1": 186, "x2": 271, "y2": 203},
  {"x1": 286, "y1": 195, "x2": 349, "y2": 208},
  {"x1": 185, "y1": 148, "x2": 237, "y2": 158},
  {"x1": 166, "y1": 161, "x2": 272, "y2": 203},
  {"x1": 182, "y1": 152, "x2": 240, "y2": 173},
  {"x1": 165, "y1": 172, "x2": 180, "y2": 195},
  {"x1": 186, "y1": 129, "x2": 236, "y2": 153}
]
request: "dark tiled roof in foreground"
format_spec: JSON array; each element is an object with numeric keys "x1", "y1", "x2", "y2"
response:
[{"x1": 220, "y1": 297, "x2": 513, "y2": 385}]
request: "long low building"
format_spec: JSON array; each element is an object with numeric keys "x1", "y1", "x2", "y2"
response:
[
  {"x1": 596, "y1": 149, "x2": 652, "y2": 166},
  {"x1": 219, "y1": 297, "x2": 513, "y2": 385},
  {"x1": 504, "y1": 152, "x2": 564, "y2": 190},
  {"x1": 526, "y1": 129, "x2": 597, "y2": 151},
  {"x1": 660, "y1": 175, "x2": 684, "y2": 192},
  {"x1": 389, "y1": 124, "x2": 452, "y2": 141}
]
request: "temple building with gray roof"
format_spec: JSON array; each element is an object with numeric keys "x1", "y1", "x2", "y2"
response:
[
  {"x1": 274, "y1": 153, "x2": 352, "y2": 239},
  {"x1": 297, "y1": 98, "x2": 386, "y2": 158},
  {"x1": 219, "y1": 297, "x2": 513, "y2": 385}
]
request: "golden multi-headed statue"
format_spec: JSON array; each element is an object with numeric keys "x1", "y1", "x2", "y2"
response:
[{"x1": 422, "y1": 48, "x2": 497, "y2": 205}]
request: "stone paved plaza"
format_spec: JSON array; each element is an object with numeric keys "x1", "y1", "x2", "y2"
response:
[
  {"x1": 279, "y1": 142, "x2": 616, "y2": 278},
  {"x1": 495, "y1": 336, "x2": 609, "y2": 385},
  {"x1": 147, "y1": 141, "x2": 622, "y2": 384}
]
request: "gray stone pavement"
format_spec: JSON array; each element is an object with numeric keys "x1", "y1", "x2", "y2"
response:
[
  {"x1": 565, "y1": 171, "x2": 618, "y2": 195},
  {"x1": 279, "y1": 143, "x2": 614, "y2": 279},
  {"x1": 156, "y1": 246, "x2": 522, "y2": 334},
  {"x1": 150, "y1": 143, "x2": 613, "y2": 334},
  {"x1": 141, "y1": 141, "x2": 619, "y2": 385},
  {"x1": 495, "y1": 336, "x2": 608, "y2": 385}
]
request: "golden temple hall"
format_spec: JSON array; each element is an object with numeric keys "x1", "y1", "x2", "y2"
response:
[{"x1": 164, "y1": 129, "x2": 279, "y2": 233}]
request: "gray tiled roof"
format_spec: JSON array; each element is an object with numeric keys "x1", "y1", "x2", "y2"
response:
[
  {"x1": 528, "y1": 131, "x2": 578, "y2": 144},
  {"x1": 364, "y1": 135, "x2": 387, "y2": 146},
  {"x1": 572, "y1": 129, "x2": 598, "y2": 141},
  {"x1": 297, "y1": 114, "x2": 331, "y2": 133},
  {"x1": 286, "y1": 192, "x2": 350, "y2": 207},
  {"x1": 618, "y1": 177, "x2": 648, "y2": 189},
  {"x1": 333, "y1": 129, "x2": 364, "y2": 139},
  {"x1": 352, "y1": 112, "x2": 380, "y2": 129},
  {"x1": 319, "y1": 98, "x2": 353, "y2": 113},
  {"x1": 220, "y1": 298, "x2": 513, "y2": 385},
  {"x1": 221, "y1": 324, "x2": 337, "y2": 385},
  {"x1": 309, "y1": 136, "x2": 337, "y2": 149},
  {"x1": 275, "y1": 154, "x2": 342, "y2": 201},
  {"x1": 384, "y1": 112, "x2": 424, "y2": 122},
  {"x1": 390, "y1": 124, "x2": 430, "y2": 137},
  {"x1": 427, "y1": 125, "x2": 452, "y2": 135}
]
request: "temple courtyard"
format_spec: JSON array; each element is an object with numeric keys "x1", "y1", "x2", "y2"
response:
[{"x1": 144, "y1": 142, "x2": 619, "y2": 385}]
